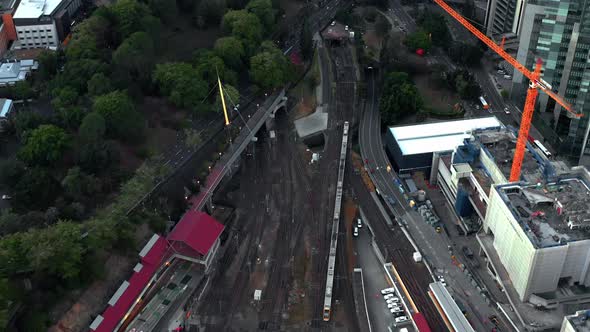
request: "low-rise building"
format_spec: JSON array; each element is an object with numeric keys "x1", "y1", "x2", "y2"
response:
[
  {"x1": 0, "y1": 59, "x2": 37, "y2": 85},
  {"x1": 12, "y1": 0, "x2": 80, "y2": 49},
  {"x1": 483, "y1": 166, "x2": 590, "y2": 304},
  {"x1": 0, "y1": 0, "x2": 18, "y2": 56},
  {"x1": 0, "y1": 98, "x2": 13, "y2": 131},
  {"x1": 385, "y1": 117, "x2": 503, "y2": 175},
  {"x1": 561, "y1": 309, "x2": 590, "y2": 331}
]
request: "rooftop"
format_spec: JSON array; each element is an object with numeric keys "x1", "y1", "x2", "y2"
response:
[
  {"x1": 0, "y1": 0, "x2": 17, "y2": 13},
  {"x1": 390, "y1": 117, "x2": 502, "y2": 155},
  {"x1": 565, "y1": 309, "x2": 590, "y2": 331},
  {"x1": 496, "y1": 172, "x2": 590, "y2": 248},
  {"x1": 168, "y1": 210, "x2": 224, "y2": 256},
  {"x1": 13, "y1": 0, "x2": 62, "y2": 19}
]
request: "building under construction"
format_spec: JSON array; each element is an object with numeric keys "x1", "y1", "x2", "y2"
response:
[{"x1": 482, "y1": 166, "x2": 590, "y2": 305}]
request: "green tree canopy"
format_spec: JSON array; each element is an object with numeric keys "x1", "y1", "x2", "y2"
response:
[
  {"x1": 111, "y1": 0, "x2": 153, "y2": 38},
  {"x1": 215, "y1": 84, "x2": 240, "y2": 112},
  {"x1": 213, "y1": 36, "x2": 245, "y2": 69},
  {"x1": 222, "y1": 10, "x2": 263, "y2": 42},
  {"x1": 379, "y1": 71, "x2": 423, "y2": 124},
  {"x1": 153, "y1": 62, "x2": 209, "y2": 110},
  {"x1": 113, "y1": 31, "x2": 156, "y2": 85},
  {"x1": 51, "y1": 59, "x2": 108, "y2": 95},
  {"x1": 193, "y1": 49, "x2": 238, "y2": 87},
  {"x1": 12, "y1": 168, "x2": 61, "y2": 212},
  {"x1": 87, "y1": 73, "x2": 114, "y2": 97},
  {"x1": 148, "y1": 0, "x2": 178, "y2": 24},
  {"x1": 405, "y1": 29, "x2": 431, "y2": 52},
  {"x1": 37, "y1": 50, "x2": 58, "y2": 81},
  {"x1": 300, "y1": 19, "x2": 313, "y2": 61},
  {"x1": 0, "y1": 158, "x2": 25, "y2": 189},
  {"x1": 76, "y1": 140, "x2": 120, "y2": 174},
  {"x1": 79, "y1": 112, "x2": 106, "y2": 143},
  {"x1": 51, "y1": 86, "x2": 79, "y2": 111},
  {"x1": 417, "y1": 10, "x2": 450, "y2": 47},
  {"x1": 19, "y1": 124, "x2": 69, "y2": 166},
  {"x1": 92, "y1": 91, "x2": 144, "y2": 141},
  {"x1": 12, "y1": 111, "x2": 48, "y2": 139},
  {"x1": 249, "y1": 41, "x2": 292, "y2": 90},
  {"x1": 61, "y1": 167, "x2": 101, "y2": 200},
  {"x1": 246, "y1": 0, "x2": 275, "y2": 31}
]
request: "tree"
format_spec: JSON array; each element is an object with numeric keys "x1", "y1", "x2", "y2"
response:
[
  {"x1": 19, "y1": 125, "x2": 69, "y2": 166},
  {"x1": 222, "y1": 10, "x2": 263, "y2": 43},
  {"x1": 79, "y1": 112, "x2": 106, "y2": 142},
  {"x1": 0, "y1": 210, "x2": 22, "y2": 236},
  {"x1": 149, "y1": 0, "x2": 178, "y2": 24},
  {"x1": 215, "y1": 83, "x2": 239, "y2": 112},
  {"x1": 61, "y1": 167, "x2": 100, "y2": 200},
  {"x1": 379, "y1": 71, "x2": 423, "y2": 124},
  {"x1": 447, "y1": 69, "x2": 481, "y2": 99},
  {"x1": 246, "y1": 0, "x2": 275, "y2": 31},
  {"x1": 77, "y1": 140, "x2": 120, "y2": 174},
  {"x1": 111, "y1": 0, "x2": 152, "y2": 38},
  {"x1": 87, "y1": 73, "x2": 114, "y2": 97},
  {"x1": 249, "y1": 42, "x2": 292, "y2": 90},
  {"x1": 184, "y1": 128, "x2": 202, "y2": 148},
  {"x1": 37, "y1": 50, "x2": 58, "y2": 81},
  {"x1": 92, "y1": 91, "x2": 144, "y2": 141},
  {"x1": 51, "y1": 59, "x2": 107, "y2": 95},
  {"x1": 12, "y1": 111, "x2": 48, "y2": 139},
  {"x1": 193, "y1": 50, "x2": 238, "y2": 87},
  {"x1": 56, "y1": 106, "x2": 85, "y2": 131},
  {"x1": 0, "y1": 158, "x2": 25, "y2": 189},
  {"x1": 213, "y1": 36, "x2": 245, "y2": 69},
  {"x1": 12, "y1": 168, "x2": 61, "y2": 211},
  {"x1": 11, "y1": 81, "x2": 33, "y2": 101},
  {"x1": 113, "y1": 31, "x2": 155, "y2": 86},
  {"x1": 417, "y1": 10, "x2": 450, "y2": 47},
  {"x1": 196, "y1": 0, "x2": 227, "y2": 26},
  {"x1": 51, "y1": 86, "x2": 79, "y2": 111},
  {"x1": 153, "y1": 63, "x2": 208, "y2": 110},
  {"x1": 300, "y1": 19, "x2": 313, "y2": 61},
  {"x1": 405, "y1": 29, "x2": 431, "y2": 52}
]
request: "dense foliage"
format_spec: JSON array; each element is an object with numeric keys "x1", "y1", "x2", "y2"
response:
[{"x1": 379, "y1": 72, "x2": 423, "y2": 124}]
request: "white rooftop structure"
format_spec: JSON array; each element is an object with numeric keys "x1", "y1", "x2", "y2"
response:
[
  {"x1": 390, "y1": 117, "x2": 502, "y2": 155},
  {"x1": 0, "y1": 99, "x2": 13, "y2": 118},
  {"x1": 0, "y1": 60, "x2": 37, "y2": 86},
  {"x1": 429, "y1": 282, "x2": 476, "y2": 332},
  {"x1": 13, "y1": 0, "x2": 62, "y2": 19}
]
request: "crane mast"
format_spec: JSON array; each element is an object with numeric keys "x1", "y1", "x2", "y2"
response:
[{"x1": 432, "y1": 0, "x2": 582, "y2": 182}]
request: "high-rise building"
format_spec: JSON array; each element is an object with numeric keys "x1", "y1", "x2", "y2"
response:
[
  {"x1": 485, "y1": 0, "x2": 528, "y2": 36},
  {"x1": 512, "y1": 0, "x2": 590, "y2": 166}
]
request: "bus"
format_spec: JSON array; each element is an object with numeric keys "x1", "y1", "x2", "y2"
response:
[
  {"x1": 533, "y1": 140, "x2": 552, "y2": 158},
  {"x1": 479, "y1": 96, "x2": 490, "y2": 110}
]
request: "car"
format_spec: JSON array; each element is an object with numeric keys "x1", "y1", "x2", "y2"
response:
[
  {"x1": 490, "y1": 315, "x2": 500, "y2": 326},
  {"x1": 504, "y1": 107, "x2": 511, "y2": 114},
  {"x1": 331, "y1": 21, "x2": 336, "y2": 26},
  {"x1": 387, "y1": 297, "x2": 400, "y2": 303},
  {"x1": 390, "y1": 307, "x2": 403, "y2": 313},
  {"x1": 384, "y1": 293, "x2": 395, "y2": 299},
  {"x1": 387, "y1": 303, "x2": 400, "y2": 309},
  {"x1": 504, "y1": 74, "x2": 512, "y2": 79},
  {"x1": 462, "y1": 246, "x2": 474, "y2": 258},
  {"x1": 1, "y1": 195, "x2": 11, "y2": 200},
  {"x1": 435, "y1": 226, "x2": 442, "y2": 233},
  {"x1": 345, "y1": 25, "x2": 349, "y2": 31},
  {"x1": 353, "y1": 226, "x2": 359, "y2": 237},
  {"x1": 357, "y1": 218, "x2": 362, "y2": 228},
  {"x1": 497, "y1": 70, "x2": 505, "y2": 74},
  {"x1": 496, "y1": 84, "x2": 502, "y2": 89},
  {"x1": 395, "y1": 316, "x2": 409, "y2": 323},
  {"x1": 438, "y1": 276, "x2": 447, "y2": 287},
  {"x1": 381, "y1": 288, "x2": 395, "y2": 295}
]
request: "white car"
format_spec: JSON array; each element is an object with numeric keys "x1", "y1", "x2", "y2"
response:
[
  {"x1": 357, "y1": 218, "x2": 362, "y2": 228},
  {"x1": 383, "y1": 294, "x2": 395, "y2": 300},
  {"x1": 353, "y1": 227, "x2": 359, "y2": 237},
  {"x1": 438, "y1": 276, "x2": 447, "y2": 287},
  {"x1": 387, "y1": 303, "x2": 400, "y2": 308},
  {"x1": 331, "y1": 21, "x2": 336, "y2": 26},
  {"x1": 381, "y1": 288, "x2": 395, "y2": 295},
  {"x1": 391, "y1": 307, "x2": 404, "y2": 313},
  {"x1": 395, "y1": 316, "x2": 409, "y2": 323},
  {"x1": 1, "y1": 195, "x2": 11, "y2": 200},
  {"x1": 504, "y1": 107, "x2": 511, "y2": 114}
]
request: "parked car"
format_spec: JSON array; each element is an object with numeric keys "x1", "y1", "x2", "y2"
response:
[
  {"x1": 462, "y1": 246, "x2": 474, "y2": 258},
  {"x1": 438, "y1": 275, "x2": 447, "y2": 286},
  {"x1": 1, "y1": 195, "x2": 11, "y2": 200},
  {"x1": 490, "y1": 315, "x2": 500, "y2": 326},
  {"x1": 395, "y1": 316, "x2": 409, "y2": 323},
  {"x1": 357, "y1": 218, "x2": 362, "y2": 228},
  {"x1": 504, "y1": 74, "x2": 512, "y2": 79},
  {"x1": 381, "y1": 288, "x2": 395, "y2": 295},
  {"x1": 391, "y1": 307, "x2": 404, "y2": 313},
  {"x1": 384, "y1": 293, "x2": 396, "y2": 299},
  {"x1": 504, "y1": 107, "x2": 511, "y2": 114},
  {"x1": 353, "y1": 227, "x2": 359, "y2": 237}
]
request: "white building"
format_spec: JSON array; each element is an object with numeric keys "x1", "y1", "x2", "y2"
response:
[
  {"x1": 13, "y1": 0, "x2": 81, "y2": 49},
  {"x1": 483, "y1": 167, "x2": 590, "y2": 304},
  {"x1": 561, "y1": 309, "x2": 590, "y2": 331},
  {"x1": 0, "y1": 59, "x2": 37, "y2": 85},
  {"x1": 0, "y1": 98, "x2": 14, "y2": 132}
]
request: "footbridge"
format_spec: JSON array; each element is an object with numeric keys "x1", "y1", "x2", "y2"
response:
[{"x1": 188, "y1": 89, "x2": 287, "y2": 211}]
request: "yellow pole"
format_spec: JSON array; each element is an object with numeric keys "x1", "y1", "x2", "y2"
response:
[{"x1": 218, "y1": 76, "x2": 230, "y2": 126}]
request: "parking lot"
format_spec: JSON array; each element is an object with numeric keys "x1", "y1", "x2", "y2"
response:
[{"x1": 354, "y1": 220, "x2": 412, "y2": 331}]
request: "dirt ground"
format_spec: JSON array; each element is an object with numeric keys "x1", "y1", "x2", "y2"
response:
[
  {"x1": 413, "y1": 73, "x2": 460, "y2": 112},
  {"x1": 157, "y1": 17, "x2": 221, "y2": 62}
]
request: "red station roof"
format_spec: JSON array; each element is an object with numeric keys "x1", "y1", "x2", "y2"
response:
[
  {"x1": 90, "y1": 235, "x2": 168, "y2": 332},
  {"x1": 413, "y1": 312, "x2": 432, "y2": 332},
  {"x1": 167, "y1": 210, "x2": 224, "y2": 256}
]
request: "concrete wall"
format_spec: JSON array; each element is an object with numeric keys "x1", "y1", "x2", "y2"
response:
[
  {"x1": 528, "y1": 246, "x2": 567, "y2": 295},
  {"x1": 16, "y1": 22, "x2": 57, "y2": 48},
  {"x1": 560, "y1": 318, "x2": 577, "y2": 332},
  {"x1": 384, "y1": 130, "x2": 433, "y2": 173},
  {"x1": 479, "y1": 147, "x2": 507, "y2": 184},
  {"x1": 485, "y1": 187, "x2": 536, "y2": 300}
]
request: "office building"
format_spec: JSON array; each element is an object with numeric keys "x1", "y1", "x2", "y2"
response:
[
  {"x1": 512, "y1": 0, "x2": 590, "y2": 166},
  {"x1": 13, "y1": 0, "x2": 80, "y2": 49},
  {"x1": 485, "y1": 0, "x2": 528, "y2": 36}
]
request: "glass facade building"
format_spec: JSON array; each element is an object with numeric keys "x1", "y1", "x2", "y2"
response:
[{"x1": 513, "y1": 0, "x2": 590, "y2": 165}]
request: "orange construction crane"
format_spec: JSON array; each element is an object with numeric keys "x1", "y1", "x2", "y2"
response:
[{"x1": 433, "y1": 0, "x2": 583, "y2": 182}]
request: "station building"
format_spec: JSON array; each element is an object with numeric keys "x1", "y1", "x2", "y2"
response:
[
  {"x1": 482, "y1": 166, "x2": 590, "y2": 304},
  {"x1": 384, "y1": 117, "x2": 502, "y2": 175}
]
